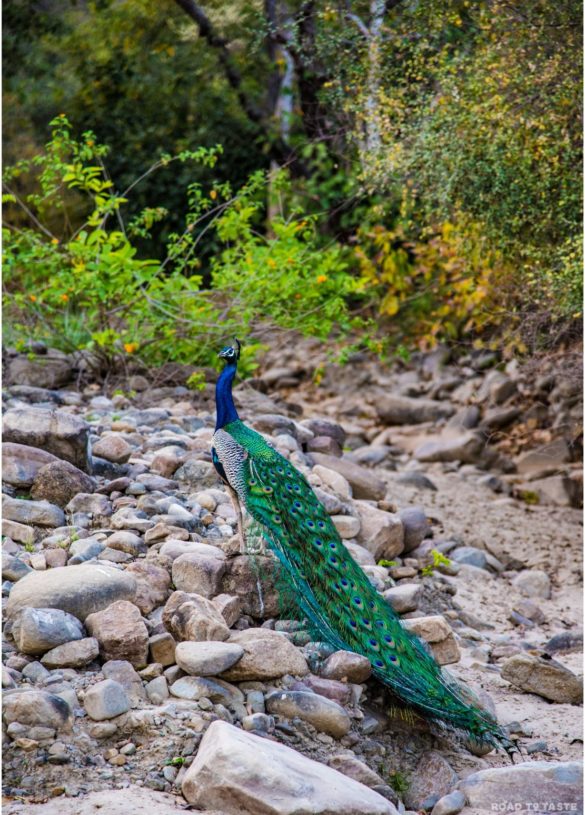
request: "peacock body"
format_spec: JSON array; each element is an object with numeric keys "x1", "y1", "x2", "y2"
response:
[{"x1": 212, "y1": 342, "x2": 513, "y2": 753}]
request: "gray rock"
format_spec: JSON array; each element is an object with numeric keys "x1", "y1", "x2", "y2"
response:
[
  {"x1": 383, "y1": 583, "x2": 422, "y2": 614},
  {"x1": 221, "y1": 555, "x2": 280, "y2": 618},
  {"x1": 41, "y1": 637, "x2": 100, "y2": 668},
  {"x1": 86, "y1": 601, "x2": 149, "y2": 668},
  {"x1": 125, "y1": 560, "x2": 171, "y2": 616},
  {"x1": 172, "y1": 551, "x2": 226, "y2": 598},
  {"x1": 403, "y1": 751, "x2": 458, "y2": 810},
  {"x1": 84, "y1": 679, "x2": 130, "y2": 720},
  {"x1": 149, "y1": 632, "x2": 177, "y2": 666},
  {"x1": 430, "y1": 790, "x2": 466, "y2": 815},
  {"x1": 170, "y1": 676, "x2": 243, "y2": 705},
  {"x1": 174, "y1": 459, "x2": 218, "y2": 489},
  {"x1": 301, "y1": 418, "x2": 346, "y2": 446},
  {"x1": 7, "y1": 351, "x2": 73, "y2": 389},
  {"x1": 3, "y1": 408, "x2": 90, "y2": 471},
  {"x1": 310, "y1": 453, "x2": 386, "y2": 501},
  {"x1": 2, "y1": 495, "x2": 65, "y2": 527},
  {"x1": 65, "y1": 492, "x2": 112, "y2": 516},
  {"x1": 516, "y1": 439, "x2": 570, "y2": 475},
  {"x1": 3, "y1": 689, "x2": 72, "y2": 730},
  {"x1": 327, "y1": 754, "x2": 386, "y2": 788},
  {"x1": 320, "y1": 650, "x2": 372, "y2": 683},
  {"x1": 22, "y1": 660, "x2": 51, "y2": 684},
  {"x1": 221, "y1": 628, "x2": 309, "y2": 681},
  {"x1": 414, "y1": 432, "x2": 484, "y2": 464},
  {"x1": 30, "y1": 461, "x2": 95, "y2": 507},
  {"x1": 92, "y1": 435, "x2": 133, "y2": 464},
  {"x1": 182, "y1": 720, "x2": 396, "y2": 814},
  {"x1": 2, "y1": 553, "x2": 32, "y2": 582},
  {"x1": 481, "y1": 406, "x2": 521, "y2": 430},
  {"x1": 355, "y1": 501, "x2": 404, "y2": 560},
  {"x1": 512, "y1": 569, "x2": 551, "y2": 599},
  {"x1": 12, "y1": 607, "x2": 85, "y2": 655},
  {"x1": 2, "y1": 443, "x2": 59, "y2": 488},
  {"x1": 501, "y1": 653, "x2": 582, "y2": 704},
  {"x1": 398, "y1": 506, "x2": 429, "y2": 553},
  {"x1": 102, "y1": 660, "x2": 147, "y2": 706},
  {"x1": 105, "y1": 531, "x2": 146, "y2": 557},
  {"x1": 266, "y1": 689, "x2": 351, "y2": 738},
  {"x1": 146, "y1": 675, "x2": 169, "y2": 704},
  {"x1": 395, "y1": 472, "x2": 438, "y2": 491},
  {"x1": 450, "y1": 546, "x2": 488, "y2": 570},
  {"x1": 332, "y1": 515, "x2": 361, "y2": 539},
  {"x1": 163, "y1": 591, "x2": 230, "y2": 642},
  {"x1": 175, "y1": 641, "x2": 244, "y2": 675},
  {"x1": 6, "y1": 564, "x2": 136, "y2": 621},
  {"x1": 521, "y1": 475, "x2": 580, "y2": 507},
  {"x1": 401, "y1": 616, "x2": 460, "y2": 665},
  {"x1": 68, "y1": 537, "x2": 106, "y2": 564},
  {"x1": 458, "y1": 761, "x2": 582, "y2": 812},
  {"x1": 377, "y1": 394, "x2": 455, "y2": 425}
]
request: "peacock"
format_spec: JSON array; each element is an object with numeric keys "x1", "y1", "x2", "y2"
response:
[{"x1": 211, "y1": 340, "x2": 514, "y2": 754}]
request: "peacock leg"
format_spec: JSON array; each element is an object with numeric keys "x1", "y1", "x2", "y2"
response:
[{"x1": 226, "y1": 486, "x2": 247, "y2": 554}]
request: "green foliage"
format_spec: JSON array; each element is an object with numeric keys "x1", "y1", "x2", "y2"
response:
[
  {"x1": 421, "y1": 549, "x2": 451, "y2": 577},
  {"x1": 3, "y1": 119, "x2": 364, "y2": 374}
]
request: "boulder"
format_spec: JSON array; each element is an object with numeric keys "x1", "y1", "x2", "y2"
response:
[
  {"x1": 30, "y1": 460, "x2": 95, "y2": 507},
  {"x1": 2, "y1": 443, "x2": 59, "y2": 488},
  {"x1": 501, "y1": 653, "x2": 583, "y2": 704},
  {"x1": 414, "y1": 432, "x2": 484, "y2": 464},
  {"x1": 86, "y1": 601, "x2": 149, "y2": 668},
  {"x1": 2, "y1": 495, "x2": 65, "y2": 528},
  {"x1": 221, "y1": 555, "x2": 280, "y2": 618},
  {"x1": 377, "y1": 394, "x2": 455, "y2": 425},
  {"x1": 3, "y1": 690, "x2": 72, "y2": 731},
  {"x1": 310, "y1": 454, "x2": 386, "y2": 501},
  {"x1": 163, "y1": 591, "x2": 230, "y2": 642},
  {"x1": 221, "y1": 628, "x2": 309, "y2": 680},
  {"x1": 265, "y1": 690, "x2": 351, "y2": 738},
  {"x1": 182, "y1": 720, "x2": 396, "y2": 814},
  {"x1": 459, "y1": 761, "x2": 582, "y2": 812},
  {"x1": 6, "y1": 565, "x2": 137, "y2": 621},
  {"x1": 92, "y1": 435, "x2": 133, "y2": 464},
  {"x1": 175, "y1": 641, "x2": 244, "y2": 675},
  {"x1": 84, "y1": 679, "x2": 130, "y2": 721},
  {"x1": 11, "y1": 607, "x2": 85, "y2": 655},
  {"x1": 401, "y1": 616, "x2": 460, "y2": 665},
  {"x1": 355, "y1": 501, "x2": 404, "y2": 560},
  {"x1": 172, "y1": 551, "x2": 226, "y2": 598},
  {"x1": 7, "y1": 351, "x2": 73, "y2": 389},
  {"x1": 41, "y1": 637, "x2": 100, "y2": 668},
  {"x1": 124, "y1": 560, "x2": 171, "y2": 615},
  {"x1": 515, "y1": 439, "x2": 571, "y2": 475},
  {"x1": 3, "y1": 408, "x2": 90, "y2": 471},
  {"x1": 403, "y1": 751, "x2": 458, "y2": 810},
  {"x1": 320, "y1": 650, "x2": 372, "y2": 683}
]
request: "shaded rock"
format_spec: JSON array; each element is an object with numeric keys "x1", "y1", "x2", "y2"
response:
[
  {"x1": 30, "y1": 460, "x2": 95, "y2": 507},
  {"x1": 6, "y1": 564, "x2": 136, "y2": 621},
  {"x1": 176, "y1": 641, "x2": 244, "y2": 675},
  {"x1": 377, "y1": 394, "x2": 455, "y2": 425},
  {"x1": 41, "y1": 637, "x2": 100, "y2": 668},
  {"x1": 311, "y1": 453, "x2": 386, "y2": 501},
  {"x1": 327, "y1": 754, "x2": 385, "y2": 788},
  {"x1": 320, "y1": 650, "x2": 372, "y2": 683},
  {"x1": 2, "y1": 552, "x2": 33, "y2": 581},
  {"x1": 149, "y1": 632, "x2": 177, "y2": 666},
  {"x1": 222, "y1": 555, "x2": 280, "y2": 618},
  {"x1": 398, "y1": 506, "x2": 429, "y2": 553},
  {"x1": 355, "y1": 501, "x2": 404, "y2": 560},
  {"x1": 459, "y1": 761, "x2": 582, "y2": 812},
  {"x1": 301, "y1": 418, "x2": 346, "y2": 446},
  {"x1": 146, "y1": 676, "x2": 169, "y2": 705},
  {"x1": 2, "y1": 443, "x2": 59, "y2": 488},
  {"x1": 68, "y1": 537, "x2": 106, "y2": 564},
  {"x1": 7, "y1": 351, "x2": 73, "y2": 389},
  {"x1": 84, "y1": 679, "x2": 130, "y2": 720},
  {"x1": 92, "y1": 435, "x2": 133, "y2": 464},
  {"x1": 182, "y1": 720, "x2": 396, "y2": 814},
  {"x1": 102, "y1": 660, "x2": 147, "y2": 706},
  {"x1": 12, "y1": 607, "x2": 85, "y2": 655},
  {"x1": 221, "y1": 628, "x2": 309, "y2": 680},
  {"x1": 266, "y1": 689, "x2": 351, "y2": 738},
  {"x1": 395, "y1": 471, "x2": 438, "y2": 491},
  {"x1": 163, "y1": 591, "x2": 230, "y2": 642},
  {"x1": 481, "y1": 406, "x2": 521, "y2": 431},
  {"x1": 414, "y1": 432, "x2": 484, "y2": 464},
  {"x1": 86, "y1": 600, "x2": 149, "y2": 668},
  {"x1": 3, "y1": 520, "x2": 35, "y2": 546},
  {"x1": 105, "y1": 531, "x2": 146, "y2": 557},
  {"x1": 212, "y1": 593, "x2": 242, "y2": 627},
  {"x1": 125, "y1": 560, "x2": 171, "y2": 615},
  {"x1": 500, "y1": 653, "x2": 582, "y2": 704},
  {"x1": 172, "y1": 551, "x2": 226, "y2": 598},
  {"x1": 544, "y1": 631, "x2": 583, "y2": 655},
  {"x1": 307, "y1": 436, "x2": 342, "y2": 457},
  {"x1": 401, "y1": 616, "x2": 460, "y2": 665},
  {"x1": 383, "y1": 583, "x2": 422, "y2": 614},
  {"x1": 430, "y1": 791, "x2": 465, "y2": 815},
  {"x1": 516, "y1": 439, "x2": 571, "y2": 476},
  {"x1": 65, "y1": 492, "x2": 112, "y2": 517},
  {"x1": 403, "y1": 751, "x2": 458, "y2": 810},
  {"x1": 512, "y1": 569, "x2": 551, "y2": 599},
  {"x1": 2, "y1": 495, "x2": 65, "y2": 527},
  {"x1": 3, "y1": 690, "x2": 72, "y2": 736},
  {"x1": 299, "y1": 675, "x2": 352, "y2": 706},
  {"x1": 3, "y1": 408, "x2": 90, "y2": 471},
  {"x1": 174, "y1": 459, "x2": 218, "y2": 488}
]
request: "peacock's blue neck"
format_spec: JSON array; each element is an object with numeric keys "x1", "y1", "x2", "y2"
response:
[{"x1": 215, "y1": 362, "x2": 239, "y2": 430}]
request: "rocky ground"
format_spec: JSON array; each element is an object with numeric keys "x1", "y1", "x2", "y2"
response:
[{"x1": 1, "y1": 340, "x2": 583, "y2": 815}]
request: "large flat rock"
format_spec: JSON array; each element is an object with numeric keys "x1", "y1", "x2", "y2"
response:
[
  {"x1": 6, "y1": 565, "x2": 136, "y2": 621},
  {"x1": 182, "y1": 720, "x2": 397, "y2": 814},
  {"x1": 3, "y1": 786, "x2": 191, "y2": 815},
  {"x1": 3, "y1": 408, "x2": 90, "y2": 471}
]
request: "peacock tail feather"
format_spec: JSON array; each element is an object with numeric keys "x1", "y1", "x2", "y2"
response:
[{"x1": 212, "y1": 416, "x2": 513, "y2": 753}]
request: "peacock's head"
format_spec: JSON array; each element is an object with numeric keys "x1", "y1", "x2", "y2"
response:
[{"x1": 218, "y1": 338, "x2": 241, "y2": 364}]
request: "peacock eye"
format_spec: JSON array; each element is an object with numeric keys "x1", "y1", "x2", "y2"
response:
[
  {"x1": 306, "y1": 520, "x2": 315, "y2": 528},
  {"x1": 318, "y1": 521, "x2": 325, "y2": 528},
  {"x1": 294, "y1": 500, "x2": 302, "y2": 508},
  {"x1": 314, "y1": 539, "x2": 323, "y2": 547},
  {"x1": 375, "y1": 659, "x2": 384, "y2": 668},
  {"x1": 329, "y1": 542, "x2": 336, "y2": 550}
]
